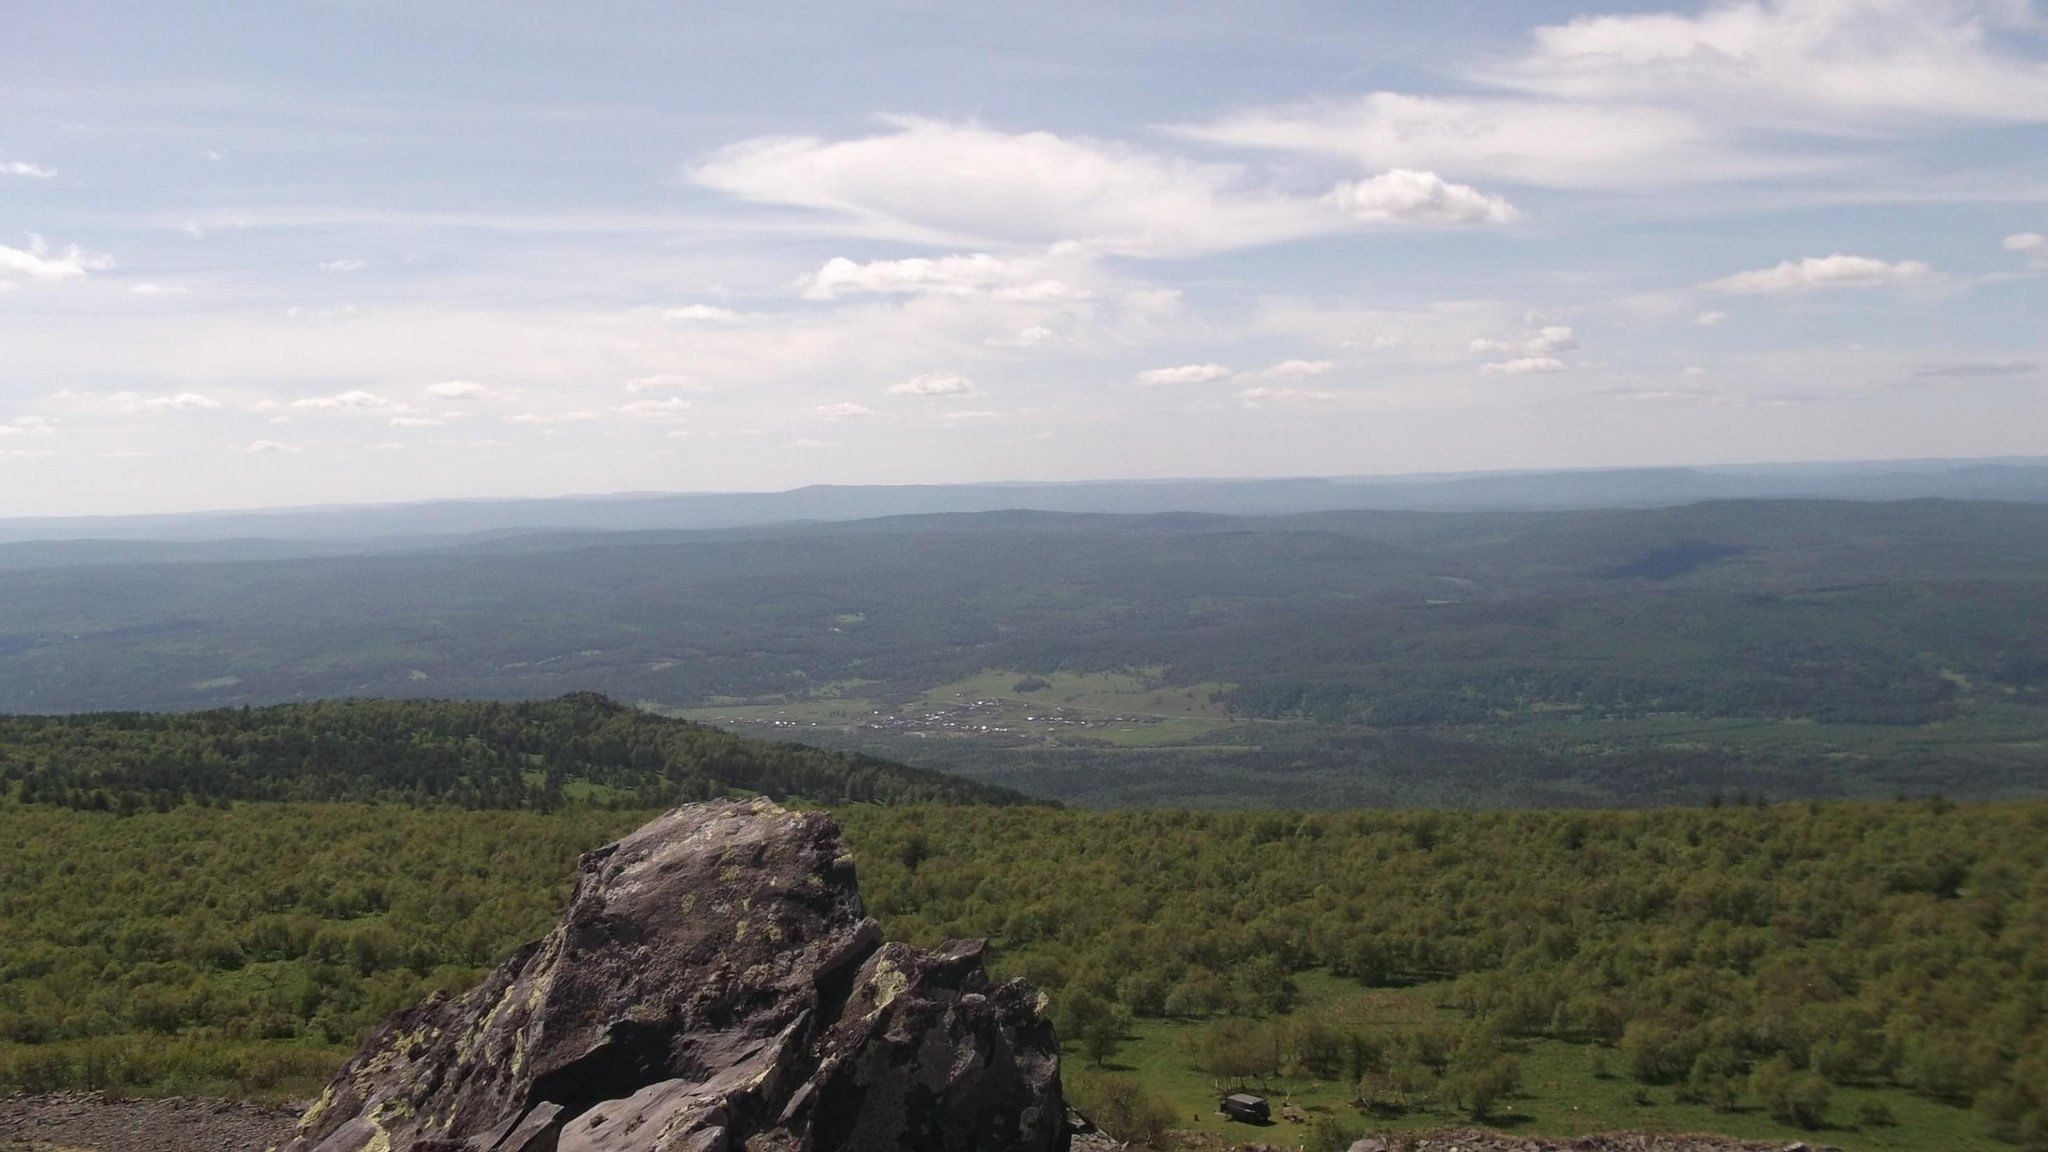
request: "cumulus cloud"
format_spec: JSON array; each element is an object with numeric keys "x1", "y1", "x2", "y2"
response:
[
  {"x1": 1486, "y1": 0, "x2": 2048, "y2": 127},
  {"x1": 624, "y1": 373, "x2": 707, "y2": 393},
  {"x1": 617, "y1": 397, "x2": 695, "y2": 421},
  {"x1": 1237, "y1": 386, "x2": 1335, "y2": 407},
  {"x1": 507, "y1": 411, "x2": 598, "y2": 425},
  {"x1": 129, "y1": 282, "x2": 188, "y2": 295},
  {"x1": 1180, "y1": 2, "x2": 2048, "y2": 192},
  {"x1": 389, "y1": 416, "x2": 446, "y2": 428},
  {"x1": 426, "y1": 380, "x2": 493, "y2": 400},
  {"x1": 812, "y1": 402, "x2": 875, "y2": 420},
  {"x1": 243, "y1": 439, "x2": 300, "y2": 454},
  {"x1": 2, "y1": 160, "x2": 56, "y2": 178},
  {"x1": 0, "y1": 417, "x2": 54, "y2": 438},
  {"x1": 886, "y1": 373, "x2": 975, "y2": 396},
  {"x1": 318, "y1": 258, "x2": 368, "y2": 273},
  {"x1": 1472, "y1": 326, "x2": 1577, "y2": 356},
  {"x1": 64, "y1": 391, "x2": 223, "y2": 415},
  {"x1": 290, "y1": 390, "x2": 395, "y2": 411},
  {"x1": 1262, "y1": 359, "x2": 1336, "y2": 379},
  {"x1": 694, "y1": 116, "x2": 1480, "y2": 257},
  {"x1": 1707, "y1": 254, "x2": 1935, "y2": 294},
  {"x1": 662, "y1": 304, "x2": 744, "y2": 322},
  {"x1": 1324, "y1": 170, "x2": 1520, "y2": 225},
  {"x1": 2007, "y1": 232, "x2": 2047, "y2": 269},
  {"x1": 1696, "y1": 311, "x2": 1731, "y2": 327},
  {"x1": 797, "y1": 251, "x2": 1091, "y2": 301},
  {"x1": 1480, "y1": 356, "x2": 1571, "y2": 376},
  {"x1": 0, "y1": 235, "x2": 113, "y2": 281},
  {"x1": 986, "y1": 325, "x2": 1057, "y2": 348},
  {"x1": 1137, "y1": 363, "x2": 1232, "y2": 386}
]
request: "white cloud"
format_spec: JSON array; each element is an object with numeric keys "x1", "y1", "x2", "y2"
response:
[
  {"x1": 812, "y1": 402, "x2": 875, "y2": 420},
  {"x1": 426, "y1": 380, "x2": 493, "y2": 400},
  {"x1": 291, "y1": 390, "x2": 395, "y2": 411},
  {"x1": 1472, "y1": 326, "x2": 1577, "y2": 356},
  {"x1": 1180, "y1": 92, "x2": 1777, "y2": 190},
  {"x1": 389, "y1": 416, "x2": 447, "y2": 428},
  {"x1": 1262, "y1": 359, "x2": 1336, "y2": 379},
  {"x1": 1237, "y1": 386, "x2": 1335, "y2": 407},
  {"x1": 1324, "y1": 170, "x2": 1520, "y2": 225},
  {"x1": 1696, "y1": 310, "x2": 1732, "y2": 327},
  {"x1": 3, "y1": 161, "x2": 56, "y2": 179},
  {"x1": 243, "y1": 439, "x2": 300, "y2": 454},
  {"x1": 129, "y1": 282, "x2": 188, "y2": 296},
  {"x1": 795, "y1": 246, "x2": 1098, "y2": 303},
  {"x1": 0, "y1": 235, "x2": 113, "y2": 281},
  {"x1": 887, "y1": 373, "x2": 974, "y2": 396},
  {"x1": 1480, "y1": 356, "x2": 1571, "y2": 375},
  {"x1": 617, "y1": 397, "x2": 695, "y2": 421},
  {"x1": 318, "y1": 258, "x2": 368, "y2": 273},
  {"x1": 0, "y1": 417, "x2": 54, "y2": 438},
  {"x1": 2006, "y1": 232, "x2": 2047, "y2": 269},
  {"x1": 1486, "y1": 0, "x2": 2048, "y2": 127},
  {"x1": 1180, "y1": 2, "x2": 2048, "y2": 194},
  {"x1": 661, "y1": 304, "x2": 744, "y2": 322},
  {"x1": 986, "y1": 325, "x2": 1057, "y2": 348},
  {"x1": 508, "y1": 411, "x2": 598, "y2": 425},
  {"x1": 624, "y1": 373, "x2": 708, "y2": 393},
  {"x1": 693, "y1": 116, "x2": 1432, "y2": 257},
  {"x1": 1707, "y1": 253, "x2": 1936, "y2": 294},
  {"x1": 68, "y1": 391, "x2": 223, "y2": 415},
  {"x1": 939, "y1": 409, "x2": 1005, "y2": 422},
  {"x1": 1137, "y1": 363, "x2": 1232, "y2": 386}
]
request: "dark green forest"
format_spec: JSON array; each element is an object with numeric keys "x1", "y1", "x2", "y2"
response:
[
  {"x1": 1, "y1": 799, "x2": 2043, "y2": 1147},
  {"x1": 4, "y1": 499, "x2": 2048, "y2": 805},
  {"x1": 0, "y1": 694, "x2": 1026, "y2": 809}
]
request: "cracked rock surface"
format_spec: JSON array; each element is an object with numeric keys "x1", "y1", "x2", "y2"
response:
[{"x1": 285, "y1": 799, "x2": 1065, "y2": 1152}]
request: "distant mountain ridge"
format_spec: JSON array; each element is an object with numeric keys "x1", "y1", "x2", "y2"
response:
[{"x1": 8, "y1": 457, "x2": 2048, "y2": 546}]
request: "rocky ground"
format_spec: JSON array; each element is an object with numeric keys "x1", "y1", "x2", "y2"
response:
[
  {"x1": 0, "y1": 1092, "x2": 299, "y2": 1152},
  {"x1": 1076, "y1": 1131, "x2": 1836, "y2": 1152},
  {"x1": 0, "y1": 1095, "x2": 1839, "y2": 1152}
]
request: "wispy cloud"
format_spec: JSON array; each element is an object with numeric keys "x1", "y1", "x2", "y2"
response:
[
  {"x1": 1706, "y1": 254, "x2": 1935, "y2": 295},
  {"x1": 886, "y1": 373, "x2": 975, "y2": 396},
  {"x1": 1137, "y1": 364, "x2": 1232, "y2": 386}
]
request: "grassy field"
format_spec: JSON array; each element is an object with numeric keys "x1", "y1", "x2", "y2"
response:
[
  {"x1": 1070, "y1": 973, "x2": 1996, "y2": 1152},
  {"x1": 674, "y1": 667, "x2": 1250, "y2": 750}
]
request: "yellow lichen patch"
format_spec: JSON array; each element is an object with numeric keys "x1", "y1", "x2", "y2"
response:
[
  {"x1": 358, "y1": 1113, "x2": 393, "y2": 1152},
  {"x1": 299, "y1": 1084, "x2": 336, "y2": 1130},
  {"x1": 868, "y1": 956, "x2": 910, "y2": 1017}
]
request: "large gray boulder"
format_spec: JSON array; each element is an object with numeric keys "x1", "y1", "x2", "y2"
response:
[{"x1": 286, "y1": 798, "x2": 1066, "y2": 1152}]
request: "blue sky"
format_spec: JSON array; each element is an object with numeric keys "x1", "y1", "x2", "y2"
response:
[{"x1": 2, "y1": 0, "x2": 2045, "y2": 514}]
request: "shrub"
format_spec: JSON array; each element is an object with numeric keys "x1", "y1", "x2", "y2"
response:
[{"x1": 1069, "y1": 1074, "x2": 1176, "y2": 1148}]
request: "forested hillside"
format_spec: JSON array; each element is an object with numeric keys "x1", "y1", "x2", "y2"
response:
[
  {"x1": 0, "y1": 694, "x2": 1026, "y2": 809},
  {"x1": 0, "y1": 799, "x2": 2041, "y2": 1148},
  {"x1": 5, "y1": 499, "x2": 2044, "y2": 805}
]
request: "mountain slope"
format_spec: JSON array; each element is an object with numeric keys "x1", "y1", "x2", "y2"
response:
[{"x1": 0, "y1": 693, "x2": 1030, "y2": 809}]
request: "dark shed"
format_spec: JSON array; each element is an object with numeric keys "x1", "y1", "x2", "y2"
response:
[{"x1": 1220, "y1": 1093, "x2": 1269, "y2": 1123}]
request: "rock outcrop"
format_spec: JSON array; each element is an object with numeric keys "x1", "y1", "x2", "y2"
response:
[{"x1": 286, "y1": 799, "x2": 1065, "y2": 1152}]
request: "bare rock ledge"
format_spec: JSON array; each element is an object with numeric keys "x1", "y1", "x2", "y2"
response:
[{"x1": 286, "y1": 799, "x2": 1066, "y2": 1152}]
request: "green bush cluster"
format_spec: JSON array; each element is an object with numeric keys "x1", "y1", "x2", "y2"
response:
[{"x1": 843, "y1": 801, "x2": 2048, "y2": 1140}]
